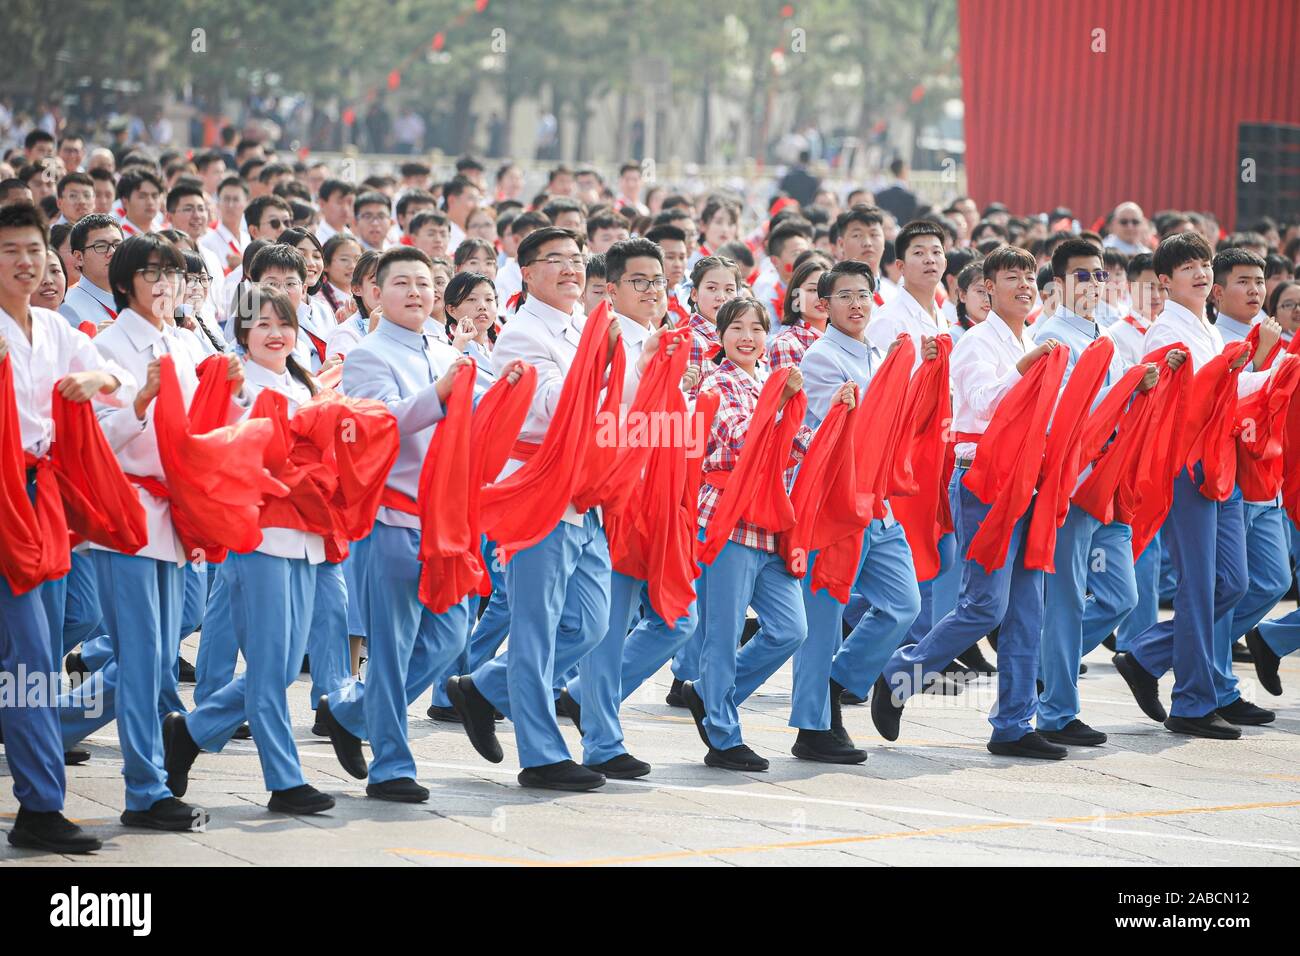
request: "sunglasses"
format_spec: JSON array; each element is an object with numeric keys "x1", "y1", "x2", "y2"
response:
[{"x1": 1071, "y1": 269, "x2": 1110, "y2": 283}]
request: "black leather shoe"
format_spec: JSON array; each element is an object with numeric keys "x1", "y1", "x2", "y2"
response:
[
  {"x1": 311, "y1": 712, "x2": 329, "y2": 737},
  {"x1": 1231, "y1": 639, "x2": 1253, "y2": 664},
  {"x1": 1079, "y1": 662, "x2": 1088, "y2": 675},
  {"x1": 558, "y1": 688, "x2": 583, "y2": 734},
  {"x1": 426, "y1": 704, "x2": 462, "y2": 723},
  {"x1": 64, "y1": 749, "x2": 90, "y2": 766},
  {"x1": 7, "y1": 808, "x2": 102, "y2": 854},
  {"x1": 680, "y1": 681, "x2": 713, "y2": 748},
  {"x1": 162, "y1": 712, "x2": 200, "y2": 799},
  {"x1": 740, "y1": 616, "x2": 761, "y2": 647},
  {"x1": 318, "y1": 696, "x2": 368, "y2": 779},
  {"x1": 518, "y1": 760, "x2": 605, "y2": 791},
  {"x1": 269, "y1": 784, "x2": 335, "y2": 814},
  {"x1": 943, "y1": 659, "x2": 980, "y2": 681},
  {"x1": 792, "y1": 728, "x2": 867, "y2": 764},
  {"x1": 1039, "y1": 719, "x2": 1107, "y2": 746},
  {"x1": 870, "y1": 675, "x2": 903, "y2": 742},
  {"x1": 1244, "y1": 628, "x2": 1283, "y2": 696},
  {"x1": 446, "y1": 676, "x2": 503, "y2": 763},
  {"x1": 705, "y1": 744, "x2": 769, "y2": 771},
  {"x1": 177, "y1": 656, "x2": 197, "y2": 684},
  {"x1": 586, "y1": 753, "x2": 651, "y2": 779},
  {"x1": 840, "y1": 689, "x2": 867, "y2": 705},
  {"x1": 987, "y1": 731, "x2": 1068, "y2": 760},
  {"x1": 300, "y1": 653, "x2": 310, "y2": 675},
  {"x1": 64, "y1": 651, "x2": 88, "y2": 680},
  {"x1": 366, "y1": 777, "x2": 430, "y2": 802},
  {"x1": 664, "y1": 678, "x2": 686, "y2": 708},
  {"x1": 955, "y1": 642, "x2": 997, "y2": 674},
  {"x1": 121, "y1": 797, "x2": 208, "y2": 831},
  {"x1": 1113, "y1": 652, "x2": 1167, "y2": 722},
  {"x1": 232, "y1": 722, "x2": 252, "y2": 740},
  {"x1": 1158, "y1": 596, "x2": 1174, "y2": 611},
  {"x1": 985, "y1": 626, "x2": 1000, "y2": 651},
  {"x1": 1164, "y1": 714, "x2": 1241, "y2": 739},
  {"x1": 1101, "y1": 632, "x2": 1117, "y2": 652},
  {"x1": 1216, "y1": 698, "x2": 1275, "y2": 726}
]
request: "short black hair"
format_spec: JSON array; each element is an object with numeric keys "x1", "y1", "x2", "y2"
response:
[
  {"x1": 0, "y1": 201, "x2": 49, "y2": 248},
  {"x1": 644, "y1": 223, "x2": 688, "y2": 247},
  {"x1": 585, "y1": 253, "x2": 606, "y2": 282},
  {"x1": 586, "y1": 211, "x2": 625, "y2": 238},
  {"x1": 164, "y1": 181, "x2": 205, "y2": 213},
  {"x1": 894, "y1": 218, "x2": 947, "y2": 261},
  {"x1": 442, "y1": 175, "x2": 478, "y2": 203},
  {"x1": 319, "y1": 178, "x2": 356, "y2": 202},
  {"x1": 400, "y1": 161, "x2": 432, "y2": 179},
  {"x1": 25, "y1": 130, "x2": 55, "y2": 151},
  {"x1": 1126, "y1": 252, "x2": 1155, "y2": 280},
  {"x1": 56, "y1": 171, "x2": 93, "y2": 199},
  {"x1": 453, "y1": 237, "x2": 496, "y2": 268},
  {"x1": 375, "y1": 246, "x2": 434, "y2": 287},
  {"x1": 816, "y1": 258, "x2": 877, "y2": 299},
  {"x1": 70, "y1": 213, "x2": 122, "y2": 252},
  {"x1": 1051, "y1": 237, "x2": 1105, "y2": 279},
  {"x1": 396, "y1": 189, "x2": 437, "y2": 219},
  {"x1": 1265, "y1": 253, "x2": 1294, "y2": 280},
  {"x1": 409, "y1": 210, "x2": 450, "y2": 234},
  {"x1": 455, "y1": 155, "x2": 485, "y2": 173},
  {"x1": 1212, "y1": 247, "x2": 1267, "y2": 287},
  {"x1": 217, "y1": 174, "x2": 248, "y2": 196},
  {"x1": 510, "y1": 210, "x2": 550, "y2": 236},
  {"x1": 257, "y1": 162, "x2": 292, "y2": 184},
  {"x1": 541, "y1": 197, "x2": 583, "y2": 223},
  {"x1": 353, "y1": 190, "x2": 390, "y2": 214},
  {"x1": 982, "y1": 244, "x2": 1038, "y2": 279},
  {"x1": 116, "y1": 168, "x2": 164, "y2": 201},
  {"x1": 829, "y1": 204, "x2": 884, "y2": 245},
  {"x1": 108, "y1": 233, "x2": 185, "y2": 311},
  {"x1": 1153, "y1": 231, "x2": 1214, "y2": 279},
  {"x1": 192, "y1": 149, "x2": 224, "y2": 172},
  {"x1": 49, "y1": 221, "x2": 72, "y2": 250},
  {"x1": 766, "y1": 217, "x2": 813, "y2": 257},
  {"x1": 249, "y1": 243, "x2": 308, "y2": 282},
  {"x1": 517, "y1": 226, "x2": 585, "y2": 267},
  {"x1": 604, "y1": 237, "x2": 663, "y2": 285},
  {"x1": 244, "y1": 194, "x2": 292, "y2": 230}
]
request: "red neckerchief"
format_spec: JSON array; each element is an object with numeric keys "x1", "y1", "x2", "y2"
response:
[{"x1": 1123, "y1": 314, "x2": 1149, "y2": 334}]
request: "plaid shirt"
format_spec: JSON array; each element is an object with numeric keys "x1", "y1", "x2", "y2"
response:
[
  {"x1": 767, "y1": 320, "x2": 823, "y2": 372},
  {"x1": 686, "y1": 311, "x2": 721, "y2": 398},
  {"x1": 697, "y1": 358, "x2": 812, "y2": 553}
]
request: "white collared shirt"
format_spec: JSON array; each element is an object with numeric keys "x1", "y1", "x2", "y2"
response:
[
  {"x1": 495, "y1": 257, "x2": 523, "y2": 315},
  {"x1": 0, "y1": 304, "x2": 135, "y2": 457},
  {"x1": 200, "y1": 221, "x2": 247, "y2": 274},
  {"x1": 616, "y1": 312, "x2": 652, "y2": 405},
  {"x1": 59, "y1": 277, "x2": 118, "y2": 330},
  {"x1": 240, "y1": 360, "x2": 325, "y2": 563},
  {"x1": 448, "y1": 220, "x2": 466, "y2": 256},
  {"x1": 949, "y1": 313, "x2": 1032, "y2": 460},
  {"x1": 1144, "y1": 300, "x2": 1268, "y2": 397},
  {"x1": 867, "y1": 285, "x2": 949, "y2": 374}
]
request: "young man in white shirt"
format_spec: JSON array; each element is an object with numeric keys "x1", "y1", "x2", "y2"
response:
[
  {"x1": 115, "y1": 169, "x2": 163, "y2": 238},
  {"x1": 54, "y1": 172, "x2": 95, "y2": 226},
  {"x1": 165, "y1": 182, "x2": 226, "y2": 327},
  {"x1": 442, "y1": 175, "x2": 482, "y2": 256},
  {"x1": 315, "y1": 178, "x2": 355, "y2": 246},
  {"x1": 873, "y1": 244, "x2": 1067, "y2": 759},
  {"x1": 59, "y1": 214, "x2": 122, "y2": 330},
  {"x1": 753, "y1": 217, "x2": 812, "y2": 326},
  {"x1": 1106, "y1": 253, "x2": 1165, "y2": 368},
  {"x1": 201, "y1": 175, "x2": 249, "y2": 278},
  {"x1": 352, "y1": 191, "x2": 393, "y2": 254},
  {"x1": 868, "y1": 219, "x2": 948, "y2": 369}
]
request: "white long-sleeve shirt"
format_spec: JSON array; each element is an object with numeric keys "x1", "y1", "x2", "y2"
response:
[
  {"x1": 867, "y1": 286, "x2": 950, "y2": 375},
  {"x1": 0, "y1": 304, "x2": 136, "y2": 457},
  {"x1": 1143, "y1": 299, "x2": 1267, "y2": 398},
  {"x1": 949, "y1": 312, "x2": 1031, "y2": 461}
]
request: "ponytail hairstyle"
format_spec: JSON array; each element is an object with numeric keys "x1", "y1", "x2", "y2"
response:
[
  {"x1": 955, "y1": 259, "x2": 986, "y2": 330},
  {"x1": 231, "y1": 285, "x2": 317, "y2": 396},
  {"x1": 687, "y1": 254, "x2": 739, "y2": 313},
  {"x1": 713, "y1": 295, "x2": 768, "y2": 364},
  {"x1": 443, "y1": 270, "x2": 498, "y2": 344},
  {"x1": 782, "y1": 256, "x2": 828, "y2": 326},
  {"x1": 351, "y1": 249, "x2": 380, "y2": 319},
  {"x1": 280, "y1": 227, "x2": 326, "y2": 296},
  {"x1": 321, "y1": 234, "x2": 361, "y2": 312}
]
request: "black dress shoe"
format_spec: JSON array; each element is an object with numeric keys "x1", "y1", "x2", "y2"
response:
[
  {"x1": 943, "y1": 659, "x2": 980, "y2": 681},
  {"x1": 446, "y1": 676, "x2": 503, "y2": 763},
  {"x1": 1101, "y1": 632, "x2": 1117, "y2": 652},
  {"x1": 558, "y1": 688, "x2": 583, "y2": 734},
  {"x1": 840, "y1": 689, "x2": 867, "y2": 706},
  {"x1": 162, "y1": 712, "x2": 200, "y2": 799},
  {"x1": 792, "y1": 728, "x2": 867, "y2": 764},
  {"x1": 1164, "y1": 714, "x2": 1241, "y2": 739},
  {"x1": 1112, "y1": 652, "x2": 1167, "y2": 722},
  {"x1": 177, "y1": 656, "x2": 197, "y2": 684},
  {"x1": 268, "y1": 784, "x2": 335, "y2": 814},
  {"x1": 704, "y1": 744, "x2": 769, "y2": 771},
  {"x1": 1039, "y1": 719, "x2": 1107, "y2": 746},
  {"x1": 1036, "y1": 678, "x2": 1045, "y2": 697},
  {"x1": 870, "y1": 675, "x2": 903, "y2": 741},
  {"x1": 300, "y1": 653, "x2": 310, "y2": 675},
  {"x1": 680, "y1": 681, "x2": 713, "y2": 748},
  {"x1": 311, "y1": 712, "x2": 329, "y2": 737},
  {"x1": 7, "y1": 808, "x2": 102, "y2": 854},
  {"x1": 1158, "y1": 596, "x2": 1175, "y2": 611},
  {"x1": 518, "y1": 760, "x2": 605, "y2": 791},
  {"x1": 1216, "y1": 698, "x2": 1275, "y2": 726},
  {"x1": 121, "y1": 797, "x2": 208, "y2": 831},
  {"x1": 955, "y1": 642, "x2": 997, "y2": 674},
  {"x1": 586, "y1": 753, "x2": 651, "y2": 779},
  {"x1": 426, "y1": 704, "x2": 462, "y2": 723},
  {"x1": 985, "y1": 625, "x2": 1000, "y2": 651},
  {"x1": 232, "y1": 722, "x2": 252, "y2": 740},
  {"x1": 64, "y1": 651, "x2": 88, "y2": 680},
  {"x1": 740, "y1": 616, "x2": 761, "y2": 647},
  {"x1": 1231, "y1": 639, "x2": 1253, "y2": 664},
  {"x1": 987, "y1": 731, "x2": 1068, "y2": 759},
  {"x1": 366, "y1": 777, "x2": 430, "y2": 802},
  {"x1": 1079, "y1": 662, "x2": 1088, "y2": 675},
  {"x1": 64, "y1": 749, "x2": 90, "y2": 766},
  {"x1": 664, "y1": 678, "x2": 686, "y2": 708},
  {"x1": 1244, "y1": 628, "x2": 1283, "y2": 696},
  {"x1": 318, "y1": 696, "x2": 368, "y2": 779}
]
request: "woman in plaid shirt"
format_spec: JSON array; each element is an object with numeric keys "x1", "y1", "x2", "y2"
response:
[
  {"x1": 682, "y1": 255, "x2": 741, "y2": 398},
  {"x1": 680, "y1": 297, "x2": 854, "y2": 772},
  {"x1": 767, "y1": 255, "x2": 832, "y2": 372}
]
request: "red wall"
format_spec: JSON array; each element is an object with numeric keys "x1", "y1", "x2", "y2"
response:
[{"x1": 958, "y1": 0, "x2": 1300, "y2": 229}]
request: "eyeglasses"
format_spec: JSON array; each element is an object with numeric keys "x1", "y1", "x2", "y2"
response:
[
  {"x1": 831, "y1": 291, "x2": 876, "y2": 305},
  {"x1": 186, "y1": 273, "x2": 213, "y2": 288},
  {"x1": 174, "y1": 204, "x2": 207, "y2": 217},
  {"x1": 1275, "y1": 300, "x2": 1300, "y2": 312},
  {"x1": 358, "y1": 212, "x2": 390, "y2": 223},
  {"x1": 136, "y1": 266, "x2": 185, "y2": 283},
  {"x1": 262, "y1": 218, "x2": 290, "y2": 231},
  {"x1": 260, "y1": 278, "x2": 304, "y2": 292},
  {"x1": 85, "y1": 240, "x2": 121, "y2": 256},
  {"x1": 1070, "y1": 269, "x2": 1110, "y2": 283},
  {"x1": 533, "y1": 255, "x2": 586, "y2": 270},
  {"x1": 621, "y1": 276, "x2": 668, "y2": 292}
]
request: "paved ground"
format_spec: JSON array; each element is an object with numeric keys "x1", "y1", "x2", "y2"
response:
[{"x1": 4, "y1": 614, "x2": 1300, "y2": 867}]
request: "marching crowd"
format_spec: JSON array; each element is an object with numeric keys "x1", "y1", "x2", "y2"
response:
[{"x1": 2, "y1": 125, "x2": 1300, "y2": 856}]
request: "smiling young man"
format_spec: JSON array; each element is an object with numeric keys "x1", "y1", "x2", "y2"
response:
[
  {"x1": 59, "y1": 213, "x2": 123, "y2": 330},
  {"x1": 315, "y1": 178, "x2": 355, "y2": 245},
  {"x1": 447, "y1": 226, "x2": 627, "y2": 792},
  {"x1": 352, "y1": 191, "x2": 393, "y2": 253},
  {"x1": 559, "y1": 237, "x2": 692, "y2": 781},
  {"x1": 165, "y1": 182, "x2": 226, "y2": 325},
  {"x1": 442, "y1": 175, "x2": 483, "y2": 255},
  {"x1": 867, "y1": 219, "x2": 949, "y2": 371},
  {"x1": 200, "y1": 175, "x2": 249, "y2": 276},
  {"x1": 873, "y1": 244, "x2": 1068, "y2": 760},
  {"x1": 54, "y1": 172, "x2": 95, "y2": 226},
  {"x1": 115, "y1": 169, "x2": 164, "y2": 237},
  {"x1": 1114, "y1": 233, "x2": 1277, "y2": 739}
]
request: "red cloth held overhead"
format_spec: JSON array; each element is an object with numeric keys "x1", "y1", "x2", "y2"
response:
[
  {"x1": 1025, "y1": 337, "x2": 1132, "y2": 572},
  {"x1": 1181, "y1": 340, "x2": 1251, "y2": 501},
  {"x1": 889, "y1": 335, "x2": 954, "y2": 581},
  {"x1": 480, "y1": 300, "x2": 620, "y2": 562},
  {"x1": 962, "y1": 345, "x2": 1068, "y2": 573},
  {"x1": 698, "y1": 367, "x2": 806, "y2": 566}
]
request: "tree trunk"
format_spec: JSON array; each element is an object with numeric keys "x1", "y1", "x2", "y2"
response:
[{"x1": 697, "y1": 70, "x2": 711, "y2": 165}]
